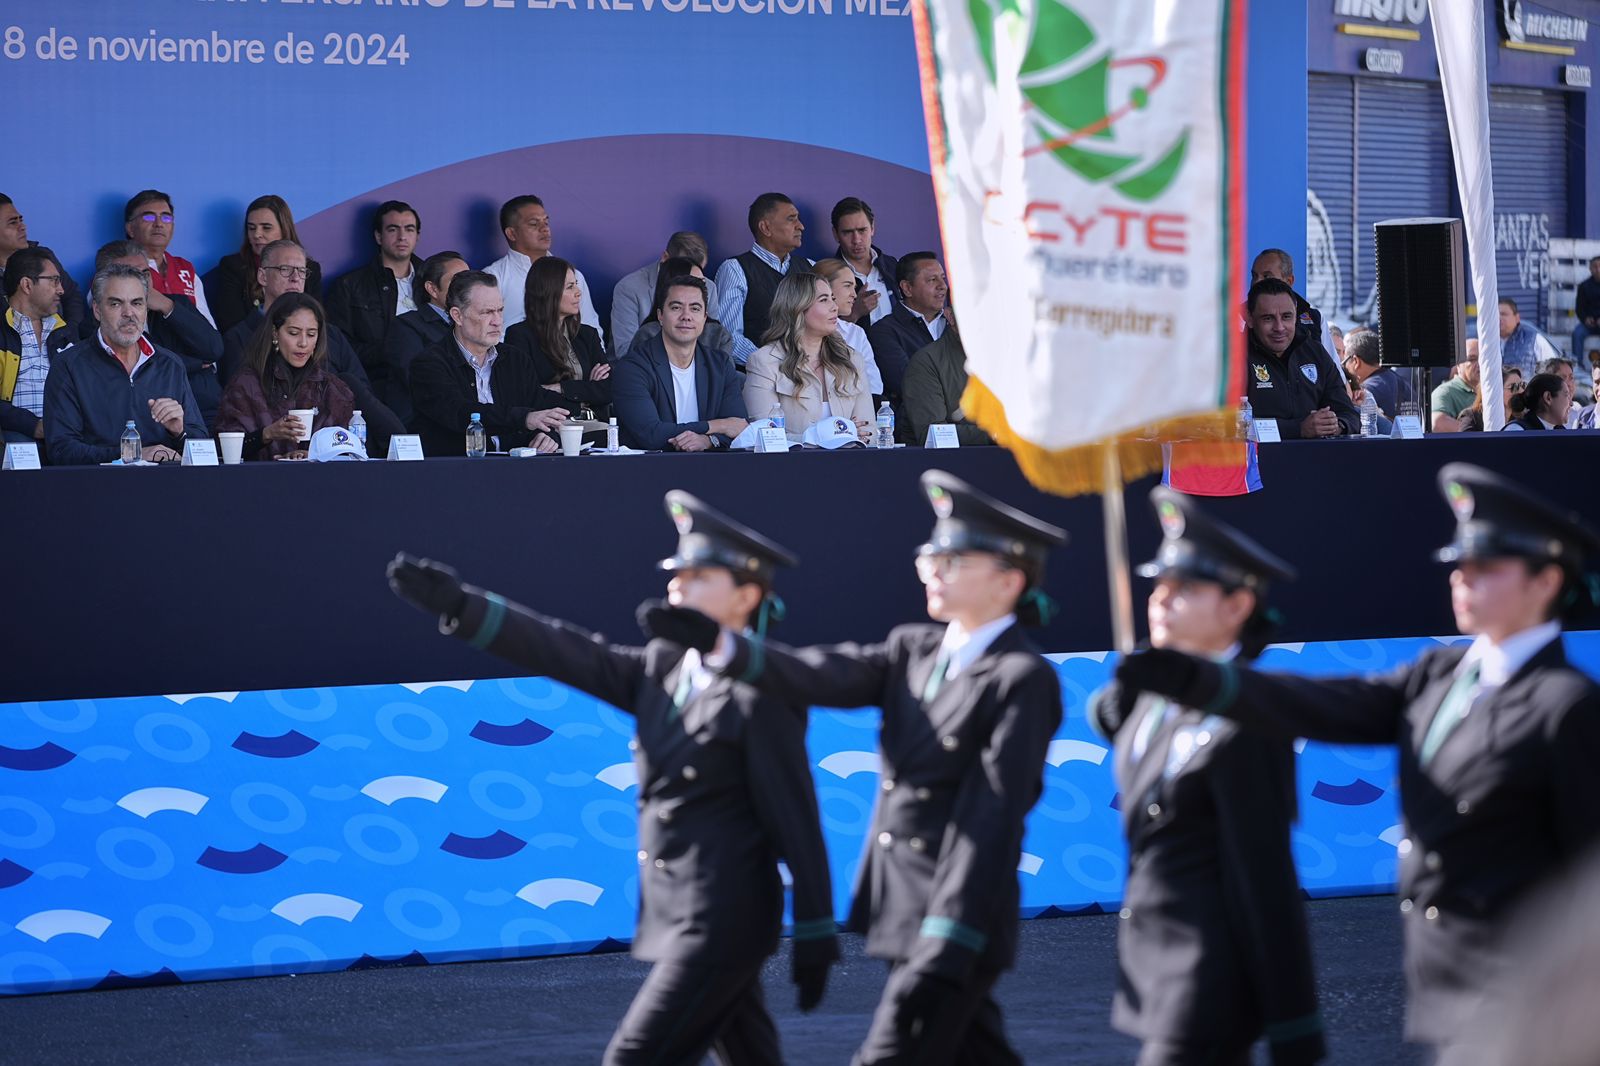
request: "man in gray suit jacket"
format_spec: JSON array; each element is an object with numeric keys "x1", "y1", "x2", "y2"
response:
[{"x1": 609, "y1": 231, "x2": 719, "y2": 356}]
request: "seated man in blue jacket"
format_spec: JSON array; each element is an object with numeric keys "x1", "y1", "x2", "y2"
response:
[
  {"x1": 611, "y1": 275, "x2": 748, "y2": 451},
  {"x1": 96, "y1": 240, "x2": 223, "y2": 433},
  {"x1": 45, "y1": 262, "x2": 207, "y2": 464}
]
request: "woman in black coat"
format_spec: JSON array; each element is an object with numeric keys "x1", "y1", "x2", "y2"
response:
[
  {"x1": 500, "y1": 255, "x2": 611, "y2": 419},
  {"x1": 1090, "y1": 486, "x2": 1324, "y2": 1066}
]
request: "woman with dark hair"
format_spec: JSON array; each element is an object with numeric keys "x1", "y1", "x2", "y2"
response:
[
  {"x1": 744, "y1": 271, "x2": 874, "y2": 443},
  {"x1": 209, "y1": 195, "x2": 324, "y2": 336},
  {"x1": 501, "y1": 256, "x2": 611, "y2": 418},
  {"x1": 216, "y1": 292, "x2": 353, "y2": 460},
  {"x1": 624, "y1": 256, "x2": 738, "y2": 362},
  {"x1": 1457, "y1": 366, "x2": 1524, "y2": 432},
  {"x1": 1089, "y1": 486, "x2": 1325, "y2": 1066},
  {"x1": 1501, "y1": 371, "x2": 1570, "y2": 431}
]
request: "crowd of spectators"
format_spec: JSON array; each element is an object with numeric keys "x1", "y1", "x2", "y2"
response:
[{"x1": 0, "y1": 189, "x2": 1586, "y2": 464}]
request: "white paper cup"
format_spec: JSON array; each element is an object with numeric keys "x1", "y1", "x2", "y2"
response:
[
  {"x1": 559, "y1": 422, "x2": 584, "y2": 457},
  {"x1": 218, "y1": 432, "x2": 244, "y2": 465},
  {"x1": 287, "y1": 409, "x2": 317, "y2": 442}
]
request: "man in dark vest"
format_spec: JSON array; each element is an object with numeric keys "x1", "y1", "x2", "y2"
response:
[{"x1": 713, "y1": 192, "x2": 809, "y2": 368}]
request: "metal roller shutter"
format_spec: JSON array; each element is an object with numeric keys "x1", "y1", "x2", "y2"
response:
[
  {"x1": 1353, "y1": 79, "x2": 1453, "y2": 327},
  {"x1": 1307, "y1": 74, "x2": 1356, "y2": 325},
  {"x1": 1489, "y1": 87, "x2": 1571, "y2": 333}
]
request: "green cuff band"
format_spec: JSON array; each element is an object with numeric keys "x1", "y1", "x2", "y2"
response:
[
  {"x1": 1266, "y1": 1011, "x2": 1323, "y2": 1043},
  {"x1": 738, "y1": 636, "x2": 766, "y2": 685},
  {"x1": 791, "y1": 917, "x2": 837, "y2": 940},
  {"x1": 919, "y1": 916, "x2": 987, "y2": 953},
  {"x1": 468, "y1": 593, "x2": 507, "y2": 651},
  {"x1": 1201, "y1": 661, "x2": 1239, "y2": 715}
]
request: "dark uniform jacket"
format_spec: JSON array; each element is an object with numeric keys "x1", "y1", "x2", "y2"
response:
[
  {"x1": 1176, "y1": 639, "x2": 1600, "y2": 1044},
  {"x1": 445, "y1": 588, "x2": 840, "y2": 969},
  {"x1": 1244, "y1": 328, "x2": 1358, "y2": 438},
  {"x1": 1094, "y1": 685, "x2": 1324, "y2": 1064},
  {"x1": 719, "y1": 622, "x2": 1061, "y2": 982}
]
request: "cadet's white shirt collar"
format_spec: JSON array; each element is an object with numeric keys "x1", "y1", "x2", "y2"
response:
[
  {"x1": 1460, "y1": 619, "x2": 1561, "y2": 688},
  {"x1": 939, "y1": 613, "x2": 1016, "y2": 681}
]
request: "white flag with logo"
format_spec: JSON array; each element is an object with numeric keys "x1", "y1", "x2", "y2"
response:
[{"x1": 914, "y1": 0, "x2": 1247, "y2": 495}]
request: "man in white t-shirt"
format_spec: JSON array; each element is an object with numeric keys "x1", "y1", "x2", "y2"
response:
[
  {"x1": 483, "y1": 195, "x2": 600, "y2": 333},
  {"x1": 611, "y1": 275, "x2": 747, "y2": 451}
]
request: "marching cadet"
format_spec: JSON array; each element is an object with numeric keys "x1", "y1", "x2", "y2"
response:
[
  {"x1": 387, "y1": 490, "x2": 837, "y2": 1066},
  {"x1": 643, "y1": 469, "x2": 1067, "y2": 1065},
  {"x1": 1114, "y1": 463, "x2": 1600, "y2": 1064},
  {"x1": 1089, "y1": 486, "x2": 1324, "y2": 1066}
]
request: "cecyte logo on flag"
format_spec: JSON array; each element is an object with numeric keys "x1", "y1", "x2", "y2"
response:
[
  {"x1": 913, "y1": 0, "x2": 1248, "y2": 496},
  {"x1": 966, "y1": 0, "x2": 1190, "y2": 202}
]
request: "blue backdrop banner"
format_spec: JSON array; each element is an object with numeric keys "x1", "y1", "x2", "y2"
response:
[{"x1": 7, "y1": 632, "x2": 1581, "y2": 996}]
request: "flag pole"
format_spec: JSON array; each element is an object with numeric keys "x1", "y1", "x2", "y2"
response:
[{"x1": 1103, "y1": 444, "x2": 1136, "y2": 654}]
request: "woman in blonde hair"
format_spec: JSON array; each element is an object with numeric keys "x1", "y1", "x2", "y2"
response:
[
  {"x1": 812, "y1": 257, "x2": 885, "y2": 396},
  {"x1": 744, "y1": 271, "x2": 875, "y2": 443}
]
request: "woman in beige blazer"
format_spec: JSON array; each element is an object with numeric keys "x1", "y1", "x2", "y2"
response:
[{"x1": 744, "y1": 271, "x2": 875, "y2": 444}]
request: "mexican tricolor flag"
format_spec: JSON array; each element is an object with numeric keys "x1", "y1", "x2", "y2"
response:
[{"x1": 914, "y1": 0, "x2": 1249, "y2": 497}]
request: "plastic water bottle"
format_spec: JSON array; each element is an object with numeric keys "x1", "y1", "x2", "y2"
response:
[
  {"x1": 606, "y1": 417, "x2": 619, "y2": 453},
  {"x1": 465, "y1": 413, "x2": 487, "y2": 458},
  {"x1": 120, "y1": 420, "x2": 140, "y2": 464},
  {"x1": 349, "y1": 409, "x2": 367, "y2": 449},
  {"x1": 767, "y1": 402, "x2": 785, "y2": 433},
  {"x1": 876, "y1": 401, "x2": 895, "y2": 448},
  {"x1": 1360, "y1": 393, "x2": 1380, "y2": 438},
  {"x1": 1236, "y1": 397, "x2": 1256, "y2": 441}
]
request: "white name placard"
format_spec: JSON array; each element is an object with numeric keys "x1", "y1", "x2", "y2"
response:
[
  {"x1": 387, "y1": 435, "x2": 425, "y2": 461},
  {"x1": 181, "y1": 439, "x2": 219, "y2": 466},
  {"x1": 1395, "y1": 415, "x2": 1424, "y2": 440},
  {"x1": 1253, "y1": 419, "x2": 1282, "y2": 443},
  {"x1": 924, "y1": 424, "x2": 961, "y2": 449},
  {"x1": 2, "y1": 442, "x2": 41, "y2": 470},
  {"x1": 756, "y1": 428, "x2": 789, "y2": 454}
]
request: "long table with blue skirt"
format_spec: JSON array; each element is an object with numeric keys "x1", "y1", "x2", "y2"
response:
[{"x1": 2, "y1": 434, "x2": 1595, "y2": 993}]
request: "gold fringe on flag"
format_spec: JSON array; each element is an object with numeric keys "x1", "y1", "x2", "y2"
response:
[{"x1": 961, "y1": 374, "x2": 1241, "y2": 499}]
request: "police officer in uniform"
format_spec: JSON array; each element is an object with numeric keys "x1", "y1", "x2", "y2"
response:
[
  {"x1": 644, "y1": 469, "x2": 1067, "y2": 1066},
  {"x1": 1113, "y1": 463, "x2": 1600, "y2": 1064},
  {"x1": 387, "y1": 490, "x2": 838, "y2": 1066},
  {"x1": 1090, "y1": 486, "x2": 1324, "y2": 1066}
]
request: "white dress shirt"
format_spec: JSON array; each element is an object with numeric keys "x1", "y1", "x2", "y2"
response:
[
  {"x1": 836, "y1": 319, "x2": 884, "y2": 395},
  {"x1": 1455, "y1": 619, "x2": 1561, "y2": 689},
  {"x1": 483, "y1": 248, "x2": 601, "y2": 332},
  {"x1": 936, "y1": 613, "x2": 1017, "y2": 681}
]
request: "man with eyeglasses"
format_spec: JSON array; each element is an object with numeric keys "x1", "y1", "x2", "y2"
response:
[
  {"x1": 643, "y1": 469, "x2": 1068, "y2": 1066},
  {"x1": 0, "y1": 247, "x2": 73, "y2": 446},
  {"x1": 0, "y1": 194, "x2": 87, "y2": 336},
  {"x1": 221, "y1": 239, "x2": 405, "y2": 453},
  {"x1": 125, "y1": 189, "x2": 215, "y2": 329},
  {"x1": 98, "y1": 239, "x2": 224, "y2": 433}
]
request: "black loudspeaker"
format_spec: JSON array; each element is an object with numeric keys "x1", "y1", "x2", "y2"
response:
[{"x1": 1374, "y1": 217, "x2": 1467, "y2": 368}]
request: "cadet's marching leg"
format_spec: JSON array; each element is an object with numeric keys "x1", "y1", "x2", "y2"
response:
[
  {"x1": 602, "y1": 959, "x2": 777, "y2": 1066},
  {"x1": 852, "y1": 963, "x2": 1016, "y2": 1066}
]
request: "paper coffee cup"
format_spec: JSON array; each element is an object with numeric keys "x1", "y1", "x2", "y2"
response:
[
  {"x1": 218, "y1": 432, "x2": 244, "y2": 465},
  {"x1": 288, "y1": 408, "x2": 316, "y2": 442},
  {"x1": 559, "y1": 422, "x2": 584, "y2": 457}
]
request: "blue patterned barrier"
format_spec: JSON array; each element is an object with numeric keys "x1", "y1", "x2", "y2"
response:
[{"x1": 3, "y1": 633, "x2": 1594, "y2": 995}]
